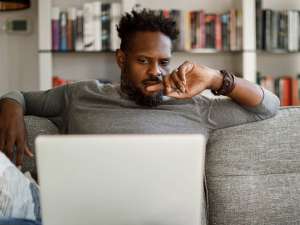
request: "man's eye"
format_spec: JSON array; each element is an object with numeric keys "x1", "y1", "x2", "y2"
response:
[
  {"x1": 137, "y1": 58, "x2": 148, "y2": 64},
  {"x1": 160, "y1": 60, "x2": 170, "y2": 66}
]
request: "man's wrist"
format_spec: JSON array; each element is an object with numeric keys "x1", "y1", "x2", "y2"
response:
[
  {"x1": 0, "y1": 98, "x2": 23, "y2": 114},
  {"x1": 210, "y1": 70, "x2": 223, "y2": 91}
]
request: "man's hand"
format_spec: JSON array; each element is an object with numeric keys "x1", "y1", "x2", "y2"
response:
[
  {"x1": 0, "y1": 99, "x2": 33, "y2": 167},
  {"x1": 146, "y1": 61, "x2": 223, "y2": 98}
]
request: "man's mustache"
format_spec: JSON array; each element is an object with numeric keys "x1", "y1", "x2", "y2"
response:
[{"x1": 142, "y1": 75, "x2": 163, "y2": 85}]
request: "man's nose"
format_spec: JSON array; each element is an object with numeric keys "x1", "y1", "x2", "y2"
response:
[{"x1": 148, "y1": 62, "x2": 162, "y2": 76}]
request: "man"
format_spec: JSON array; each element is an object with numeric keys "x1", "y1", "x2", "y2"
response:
[{"x1": 0, "y1": 9, "x2": 279, "y2": 225}]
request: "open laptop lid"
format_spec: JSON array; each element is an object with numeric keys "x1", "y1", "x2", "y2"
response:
[{"x1": 36, "y1": 134, "x2": 206, "y2": 225}]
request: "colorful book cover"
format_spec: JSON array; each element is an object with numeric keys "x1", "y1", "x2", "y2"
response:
[
  {"x1": 51, "y1": 7, "x2": 60, "y2": 51},
  {"x1": 66, "y1": 8, "x2": 76, "y2": 51},
  {"x1": 215, "y1": 14, "x2": 222, "y2": 50},
  {"x1": 75, "y1": 9, "x2": 84, "y2": 51},
  {"x1": 101, "y1": 3, "x2": 111, "y2": 51},
  {"x1": 59, "y1": 11, "x2": 68, "y2": 51}
]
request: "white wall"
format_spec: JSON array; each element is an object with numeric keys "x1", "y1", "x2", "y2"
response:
[{"x1": 0, "y1": 0, "x2": 38, "y2": 95}]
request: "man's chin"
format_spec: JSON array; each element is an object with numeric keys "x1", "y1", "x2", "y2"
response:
[{"x1": 134, "y1": 90, "x2": 164, "y2": 107}]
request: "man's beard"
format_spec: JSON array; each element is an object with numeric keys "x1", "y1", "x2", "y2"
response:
[{"x1": 121, "y1": 74, "x2": 164, "y2": 107}]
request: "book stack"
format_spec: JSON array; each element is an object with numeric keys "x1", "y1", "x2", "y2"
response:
[
  {"x1": 256, "y1": 0, "x2": 300, "y2": 51},
  {"x1": 51, "y1": 1, "x2": 121, "y2": 52},
  {"x1": 161, "y1": 9, "x2": 242, "y2": 51},
  {"x1": 258, "y1": 73, "x2": 300, "y2": 106}
]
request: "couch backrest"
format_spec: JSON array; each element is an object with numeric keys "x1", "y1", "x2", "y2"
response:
[
  {"x1": 24, "y1": 116, "x2": 59, "y2": 174},
  {"x1": 206, "y1": 107, "x2": 300, "y2": 225}
]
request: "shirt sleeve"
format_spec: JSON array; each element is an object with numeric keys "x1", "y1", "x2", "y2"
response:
[
  {"x1": 202, "y1": 87, "x2": 280, "y2": 130},
  {"x1": 0, "y1": 84, "x2": 69, "y2": 117}
]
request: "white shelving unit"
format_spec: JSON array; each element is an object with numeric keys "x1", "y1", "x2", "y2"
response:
[
  {"x1": 38, "y1": 0, "x2": 257, "y2": 90},
  {"x1": 257, "y1": 0, "x2": 300, "y2": 79}
]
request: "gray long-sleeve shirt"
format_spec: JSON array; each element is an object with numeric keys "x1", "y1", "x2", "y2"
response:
[{"x1": 0, "y1": 80, "x2": 280, "y2": 139}]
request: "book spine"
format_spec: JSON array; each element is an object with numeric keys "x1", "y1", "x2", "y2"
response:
[
  {"x1": 93, "y1": 1, "x2": 102, "y2": 51},
  {"x1": 221, "y1": 13, "x2": 230, "y2": 50},
  {"x1": 184, "y1": 10, "x2": 191, "y2": 50},
  {"x1": 256, "y1": 0, "x2": 263, "y2": 49},
  {"x1": 101, "y1": 3, "x2": 111, "y2": 51},
  {"x1": 67, "y1": 7, "x2": 76, "y2": 51},
  {"x1": 291, "y1": 77, "x2": 300, "y2": 105},
  {"x1": 51, "y1": 7, "x2": 60, "y2": 51},
  {"x1": 83, "y1": 2, "x2": 95, "y2": 51},
  {"x1": 230, "y1": 9, "x2": 237, "y2": 51},
  {"x1": 59, "y1": 11, "x2": 68, "y2": 51},
  {"x1": 190, "y1": 11, "x2": 197, "y2": 49},
  {"x1": 236, "y1": 10, "x2": 243, "y2": 50},
  {"x1": 75, "y1": 10, "x2": 84, "y2": 51},
  {"x1": 264, "y1": 9, "x2": 272, "y2": 51},
  {"x1": 279, "y1": 77, "x2": 292, "y2": 106},
  {"x1": 199, "y1": 10, "x2": 206, "y2": 49},
  {"x1": 288, "y1": 10, "x2": 293, "y2": 51},
  {"x1": 271, "y1": 11, "x2": 278, "y2": 50},
  {"x1": 110, "y1": 2, "x2": 121, "y2": 51},
  {"x1": 215, "y1": 14, "x2": 222, "y2": 50}
]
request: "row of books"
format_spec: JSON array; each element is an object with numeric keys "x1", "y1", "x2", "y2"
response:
[
  {"x1": 162, "y1": 9, "x2": 242, "y2": 51},
  {"x1": 51, "y1": 1, "x2": 121, "y2": 52},
  {"x1": 258, "y1": 74, "x2": 300, "y2": 106},
  {"x1": 51, "y1": 4, "x2": 243, "y2": 52},
  {"x1": 256, "y1": 0, "x2": 300, "y2": 51}
]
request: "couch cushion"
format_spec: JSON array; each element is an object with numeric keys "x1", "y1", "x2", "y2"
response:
[
  {"x1": 23, "y1": 116, "x2": 59, "y2": 175},
  {"x1": 206, "y1": 107, "x2": 300, "y2": 225}
]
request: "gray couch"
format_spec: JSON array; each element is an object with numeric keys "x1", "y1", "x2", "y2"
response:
[{"x1": 23, "y1": 107, "x2": 300, "y2": 225}]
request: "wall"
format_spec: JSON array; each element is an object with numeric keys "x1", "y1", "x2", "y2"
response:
[{"x1": 0, "y1": 0, "x2": 38, "y2": 95}]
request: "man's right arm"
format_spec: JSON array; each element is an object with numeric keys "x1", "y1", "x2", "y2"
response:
[{"x1": 0, "y1": 85, "x2": 69, "y2": 166}]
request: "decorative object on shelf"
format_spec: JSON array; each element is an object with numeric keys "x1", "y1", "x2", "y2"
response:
[{"x1": 0, "y1": 0, "x2": 30, "y2": 11}]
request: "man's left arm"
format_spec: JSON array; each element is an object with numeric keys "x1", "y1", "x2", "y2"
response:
[{"x1": 146, "y1": 61, "x2": 280, "y2": 128}]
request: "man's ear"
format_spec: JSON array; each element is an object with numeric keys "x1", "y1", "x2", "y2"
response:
[{"x1": 116, "y1": 49, "x2": 126, "y2": 70}]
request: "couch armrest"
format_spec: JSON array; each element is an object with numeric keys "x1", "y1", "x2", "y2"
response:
[{"x1": 23, "y1": 116, "x2": 59, "y2": 175}]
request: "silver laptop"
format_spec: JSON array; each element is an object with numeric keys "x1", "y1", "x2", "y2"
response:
[{"x1": 35, "y1": 134, "x2": 206, "y2": 225}]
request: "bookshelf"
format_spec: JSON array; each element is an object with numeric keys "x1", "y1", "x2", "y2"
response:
[
  {"x1": 38, "y1": 0, "x2": 257, "y2": 90},
  {"x1": 256, "y1": 0, "x2": 300, "y2": 77}
]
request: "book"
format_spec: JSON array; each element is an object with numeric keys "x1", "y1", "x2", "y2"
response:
[
  {"x1": 83, "y1": 2, "x2": 96, "y2": 51},
  {"x1": 215, "y1": 14, "x2": 222, "y2": 50},
  {"x1": 279, "y1": 76, "x2": 292, "y2": 106},
  {"x1": 101, "y1": 3, "x2": 111, "y2": 51},
  {"x1": 93, "y1": 1, "x2": 102, "y2": 51},
  {"x1": 256, "y1": 0, "x2": 263, "y2": 49},
  {"x1": 51, "y1": 7, "x2": 60, "y2": 51},
  {"x1": 229, "y1": 9, "x2": 237, "y2": 51},
  {"x1": 75, "y1": 9, "x2": 84, "y2": 51},
  {"x1": 67, "y1": 7, "x2": 77, "y2": 50},
  {"x1": 59, "y1": 11, "x2": 68, "y2": 51},
  {"x1": 205, "y1": 14, "x2": 216, "y2": 49},
  {"x1": 110, "y1": 2, "x2": 121, "y2": 51}
]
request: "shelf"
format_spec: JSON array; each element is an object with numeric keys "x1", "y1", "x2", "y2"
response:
[
  {"x1": 257, "y1": 50, "x2": 300, "y2": 54},
  {"x1": 39, "y1": 49, "x2": 245, "y2": 54}
]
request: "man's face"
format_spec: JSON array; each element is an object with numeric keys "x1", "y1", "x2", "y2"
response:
[{"x1": 116, "y1": 31, "x2": 172, "y2": 107}]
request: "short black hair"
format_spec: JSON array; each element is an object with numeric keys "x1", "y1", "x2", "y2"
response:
[{"x1": 117, "y1": 8, "x2": 179, "y2": 51}]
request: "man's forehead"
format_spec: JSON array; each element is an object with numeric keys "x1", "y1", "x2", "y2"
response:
[{"x1": 128, "y1": 31, "x2": 172, "y2": 55}]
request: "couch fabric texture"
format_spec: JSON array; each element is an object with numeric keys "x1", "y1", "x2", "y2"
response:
[{"x1": 24, "y1": 107, "x2": 300, "y2": 225}]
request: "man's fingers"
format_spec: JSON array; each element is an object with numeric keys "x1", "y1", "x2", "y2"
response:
[
  {"x1": 0, "y1": 133, "x2": 4, "y2": 151},
  {"x1": 5, "y1": 137, "x2": 14, "y2": 160},
  {"x1": 16, "y1": 141, "x2": 24, "y2": 167},
  {"x1": 170, "y1": 72, "x2": 185, "y2": 93},
  {"x1": 24, "y1": 145, "x2": 34, "y2": 158}
]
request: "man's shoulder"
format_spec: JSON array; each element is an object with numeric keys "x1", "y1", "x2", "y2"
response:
[{"x1": 67, "y1": 80, "x2": 120, "y2": 96}]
